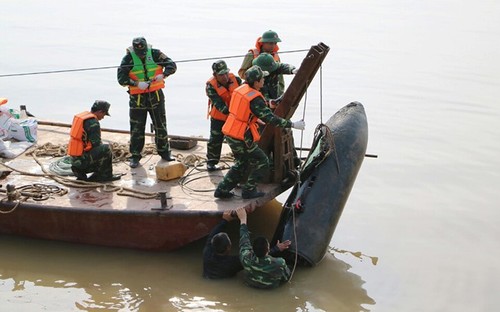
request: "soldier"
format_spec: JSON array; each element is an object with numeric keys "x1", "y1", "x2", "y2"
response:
[
  {"x1": 238, "y1": 30, "x2": 286, "y2": 97},
  {"x1": 235, "y1": 208, "x2": 291, "y2": 289},
  {"x1": 252, "y1": 53, "x2": 301, "y2": 168},
  {"x1": 214, "y1": 66, "x2": 305, "y2": 199},
  {"x1": 252, "y1": 52, "x2": 298, "y2": 102},
  {"x1": 205, "y1": 60, "x2": 242, "y2": 171},
  {"x1": 203, "y1": 210, "x2": 243, "y2": 279},
  {"x1": 68, "y1": 100, "x2": 121, "y2": 182},
  {"x1": 117, "y1": 37, "x2": 177, "y2": 168}
]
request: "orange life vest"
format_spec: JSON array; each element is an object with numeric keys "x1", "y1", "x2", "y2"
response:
[
  {"x1": 207, "y1": 73, "x2": 239, "y2": 121},
  {"x1": 250, "y1": 37, "x2": 281, "y2": 62},
  {"x1": 222, "y1": 84, "x2": 264, "y2": 142},
  {"x1": 127, "y1": 46, "x2": 165, "y2": 95},
  {"x1": 67, "y1": 111, "x2": 97, "y2": 157}
]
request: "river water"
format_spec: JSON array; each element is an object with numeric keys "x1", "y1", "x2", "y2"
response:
[{"x1": 1, "y1": 0, "x2": 499, "y2": 311}]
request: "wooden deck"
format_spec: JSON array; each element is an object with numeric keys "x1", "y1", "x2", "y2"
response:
[
  {"x1": 2, "y1": 124, "x2": 289, "y2": 212},
  {"x1": 0, "y1": 124, "x2": 291, "y2": 250}
]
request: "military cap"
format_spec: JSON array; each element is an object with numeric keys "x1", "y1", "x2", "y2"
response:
[
  {"x1": 245, "y1": 65, "x2": 269, "y2": 84},
  {"x1": 91, "y1": 100, "x2": 111, "y2": 116},
  {"x1": 212, "y1": 60, "x2": 230, "y2": 75}
]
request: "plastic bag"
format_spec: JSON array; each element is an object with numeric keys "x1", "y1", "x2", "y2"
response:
[
  {"x1": 9, "y1": 118, "x2": 38, "y2": 142},
  {"x1": 0, "y1": 107, "x2": 38, "y2": 142}
]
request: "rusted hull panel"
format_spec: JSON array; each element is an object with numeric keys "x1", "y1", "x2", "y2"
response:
[{"x1": 0, "y1": 203, "x2": 221, "y2": 251}]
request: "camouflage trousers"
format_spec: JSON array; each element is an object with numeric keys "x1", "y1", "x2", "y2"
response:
[
  {"x1": 71, "y1": 144, "x2": 113, "y2": 177},
  {"x1": 216, "y1": 137, "x2": 269, "y2": 193},
  {"x1": 129, "y1": 91, "x2": 170, "y2": 161},
  {"x1": 206, "y1": 118, "x2": 225, "y2": 166}
]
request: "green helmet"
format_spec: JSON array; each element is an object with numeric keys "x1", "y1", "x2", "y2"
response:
[
  {"x1": 259, "y1": 30, "x2": 281, "y2": 43},
  {"x1": 245, "y1": 65, "x2": 269, "y2": 85},
  {"x1": 252, "y1": 53, "x2": 278, "y2": 73}
]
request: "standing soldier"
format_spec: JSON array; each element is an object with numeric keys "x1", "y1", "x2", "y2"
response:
[
  {"x1": 214, "y1": 66, "x2": 305, "y2": 200},
  {"x1": 117, "y1": 37, "x2": 177, "y2": 168},
  {"x1": 205, "y1": 60, "x2": 242, "y2": 171},
  {"x1": 252, "y1": 52, "x2": 301, "y2": 168},
  {"x1": 68, "y1": 100, "x2": 121, "y2": 182},
  {"x1": 238, "y1": 30, "x2": 286, "y2": 97}
]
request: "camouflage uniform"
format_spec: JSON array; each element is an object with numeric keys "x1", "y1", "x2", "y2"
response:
[
  {"x1": 216, "y1": 92, "x2": 291, "y2": 194},
  {"x1": 252, "y1": 53, "x2": 301, "y2": 167},
  {"x1": 71, "y1": 118, "x2": 113, "y2": 178},
  {"x1": 239, "y1": 52, "x2": 286, "y2": 95},
  {"x1": 239, "y1": 224, "x2": 291, "y2": 289},
  {"x1": 260, "y1": 62, "x2": 301, "y2": 167},
  {"x1": 260, "y1": 63, "x2": 295, "y2": 100},
  {"x1": 205, "y1": 75, "x2": 242, "y2": 166},
  {"x1": 117, "y1": 47, "x2": 177, "y2": 161}
]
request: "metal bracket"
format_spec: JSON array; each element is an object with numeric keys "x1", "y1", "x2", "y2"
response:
[{"x1": 152, "y1": 191, "x2": 172, "y2": 211}]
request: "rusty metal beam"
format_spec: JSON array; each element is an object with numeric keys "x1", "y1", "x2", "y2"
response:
[
  {"x1": 258, "y1": 43, "x2": 329, "y2": 183},
  {"x1": 259, "y1": 42, "x2": 330, "y2": 153}
]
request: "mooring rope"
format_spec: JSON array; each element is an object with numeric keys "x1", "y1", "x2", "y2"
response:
[
  {"x1": 28, "y1": 142, "x2": 157, "y2": 164},
  {"x1": 0, "y1": 151, "x2": 159, "y2": 202}
]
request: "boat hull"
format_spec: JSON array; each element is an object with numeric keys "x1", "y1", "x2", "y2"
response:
[
  {"x1": 275, "y1": 101, "x2": 368, "y2": 265},
  {"x1": 0, "y1": 202, "x2": 220, "y2": 251}
]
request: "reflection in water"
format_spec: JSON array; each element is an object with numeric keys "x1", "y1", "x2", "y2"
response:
[
  {"x1": 330, "y1": 247, "x2": 379, "y2": 266},
  {"x1": 0, "y1": 235, "x2": 374, "y2": 311},
  {"x1": 169, "y1": 294, "x2": 226, "y2": 312}
]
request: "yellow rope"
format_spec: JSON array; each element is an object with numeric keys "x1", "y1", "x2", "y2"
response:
[
  {"x1": 28, "y1": 142, "x2": 158, "y2": 163},
  {"x1": 0, "y1": 153, "x2": 158, "y2": 200},
  {"x1": 1, "y1": 144, "x2": 235, "y2": 201}
]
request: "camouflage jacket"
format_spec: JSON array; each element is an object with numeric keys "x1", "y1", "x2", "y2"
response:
[
  {"x1": 260, "y1": 63, "x2": 296, "y2": 100},
  {"x1": 205, "y1": 75, "x2": 243, "y2": 115},
  {"x1": 240, "y1": 94, "x2": 291, "y2": 146},
  {"x1": 238, "y1": 51, "x2": 286, "y2": 97},
  {"x1": 84, "y1": 118, "x2": 102, "y2": 149},
  {"x1": 239, "y1": 224, "x2": 291, "y2": 289}
]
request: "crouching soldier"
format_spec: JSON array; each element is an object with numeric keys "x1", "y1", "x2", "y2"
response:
[{"x1": 68, "y1": 100, "x2": 121, "y2": 182}]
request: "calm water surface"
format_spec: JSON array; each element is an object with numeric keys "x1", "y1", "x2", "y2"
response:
[{"x1": 1, "y1": 0, "x2": 499, "y2": 311}]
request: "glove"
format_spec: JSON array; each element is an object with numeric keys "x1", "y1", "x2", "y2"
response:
[
  {"x1": 137, "y1": 81, "x2": 149, "y2": 90},
  {"x1": 291, "y1": 68, "x2": 299, "y2": 74},
  {"x1": 270, "y1": 95, "x2": 284, "y2": 107},
  {"x1": 154, "y1": 74, "x2": 164, "y2": 82},
  {"x1": 291, "y1": 120, "x2": 305, "y2": 130}
]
